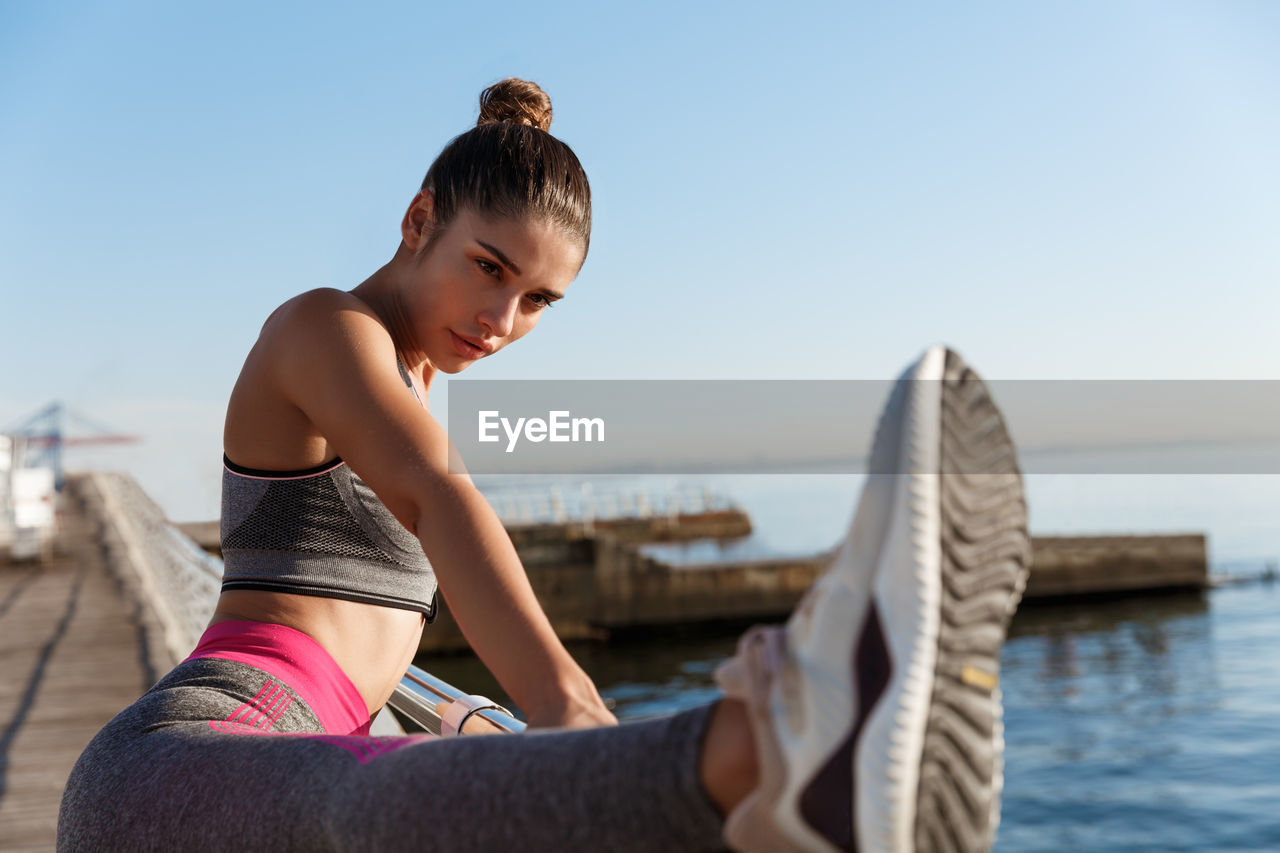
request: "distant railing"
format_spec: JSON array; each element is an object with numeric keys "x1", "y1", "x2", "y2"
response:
[{"x1": 484, "y1": 483, "x2": 734, "y2": 526}]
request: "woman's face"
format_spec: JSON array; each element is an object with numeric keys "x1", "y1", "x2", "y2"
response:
[{"x1": 403, "y1": 202, "x2": 584, "y2": 374}]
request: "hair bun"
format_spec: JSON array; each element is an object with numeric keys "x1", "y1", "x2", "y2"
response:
[{"x1": 477, "y1": 78, "x2": 553, "y2": 132}]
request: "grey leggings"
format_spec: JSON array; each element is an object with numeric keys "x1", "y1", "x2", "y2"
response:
[{"x1": 57, "y1": 657, "x2": 726, "y2": 851}]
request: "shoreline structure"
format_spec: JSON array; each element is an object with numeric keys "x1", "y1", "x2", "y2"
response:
[{"x1": 173, "y1": 476, "x2": 1208, "y2": 653}]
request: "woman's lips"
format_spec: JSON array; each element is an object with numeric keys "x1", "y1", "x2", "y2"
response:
[{"x1": 450, "y1": 330, "x2": 488, "y2": 360}]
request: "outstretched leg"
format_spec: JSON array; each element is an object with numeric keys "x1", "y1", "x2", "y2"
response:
[
  {"x1": 713, "y1": 345, "x2": 1030, "y2": 852},
  {"x1": 59, "y1": 656, "x2": 729, "y2": 852}
]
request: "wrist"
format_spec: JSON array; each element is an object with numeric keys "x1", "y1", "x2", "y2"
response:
[{"x1": 522, "y1": 666, "x2": 608, "y2": 726}]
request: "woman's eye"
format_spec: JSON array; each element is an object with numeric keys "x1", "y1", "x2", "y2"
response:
[
  {"x1": 528, "y1": 293, "x2": 554, "y2": 310},
  {"x1": 476, "y1": 259, "x2": 500, "y2": 277}
]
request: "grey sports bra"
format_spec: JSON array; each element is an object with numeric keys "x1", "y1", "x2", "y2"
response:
[{"x1": 219, "y1": 357, "x2": 438, "y2": 618}]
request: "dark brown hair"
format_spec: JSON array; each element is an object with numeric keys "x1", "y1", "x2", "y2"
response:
[{"x1": 421, "y1": 79, "x2": 591, "y2": 258}]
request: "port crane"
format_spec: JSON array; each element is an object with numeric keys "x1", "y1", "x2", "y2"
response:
[{"x1": 4, "y1": 402, "x2": 140, "y2": 488}]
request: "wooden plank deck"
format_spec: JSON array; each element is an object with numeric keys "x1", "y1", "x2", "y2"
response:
[{"x1": 0, "y1": 484, "x2": 152, "y2": 852}]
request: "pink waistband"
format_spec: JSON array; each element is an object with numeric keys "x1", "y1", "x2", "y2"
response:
[{"x1": 185, "y1": 620, "x2": 371, "y2": 736}]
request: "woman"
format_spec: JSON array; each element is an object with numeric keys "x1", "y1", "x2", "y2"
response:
[
  {"x1": 212, "y1": 77, "x2": 615, "y2": 733},
  {"x1": 59, "y1": 79, "x2": 1030, "y2": 852}
]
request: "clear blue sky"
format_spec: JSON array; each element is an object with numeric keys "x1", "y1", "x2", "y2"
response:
[{"x1": 3, "y1": 0, "x2": 1278, "y2": 520}]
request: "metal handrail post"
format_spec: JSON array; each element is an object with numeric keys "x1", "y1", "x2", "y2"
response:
[{"x1": 388, "y1": 664, "x2": 526, "y2": 736}]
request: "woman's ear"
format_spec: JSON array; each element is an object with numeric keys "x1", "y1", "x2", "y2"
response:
[{"x1": 401, "y1": 190, "x2": 436, "y2": 252}]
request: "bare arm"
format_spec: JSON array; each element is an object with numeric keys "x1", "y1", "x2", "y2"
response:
[{"x1": 269, "y1": 290, "x2": 613, "y2": 728}]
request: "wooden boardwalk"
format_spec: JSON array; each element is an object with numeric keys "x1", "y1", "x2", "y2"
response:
[{"x1": 0, "y1": 484, "x2": 153, "y2": 852}]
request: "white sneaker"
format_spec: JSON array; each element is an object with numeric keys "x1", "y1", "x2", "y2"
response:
[{"x1": 715, "y1": 345, "x2": 1030, "y2": 853}]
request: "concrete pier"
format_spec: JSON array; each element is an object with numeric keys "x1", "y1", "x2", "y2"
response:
[
  {"x1": 1024, "y1": 534, "x2": 1208, "y2": 599},
  {"x1": 0, "y1": 479, "x2": 156, "y2": 852},
  {"x1": 416, "y1": 526, "x2": 1210, "y2": 653},
  {"x1": 416, "y1": 512, "x2": 757, "y2": 651}
]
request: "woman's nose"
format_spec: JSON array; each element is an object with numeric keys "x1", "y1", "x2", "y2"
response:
[{"x1": 476, "y1": 294, "x2": 519, "y2": 339}]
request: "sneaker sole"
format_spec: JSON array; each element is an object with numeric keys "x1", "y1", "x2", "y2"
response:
[{"x1": 774, "y1": 346, "x2": 1029, "y2": 852}]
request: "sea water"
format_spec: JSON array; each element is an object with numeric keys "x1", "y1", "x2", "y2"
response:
[
  {"x1": 423, "y1": 580, "x2": 1280, "y2": 851},
  {"x1": 997, "y1": 582, "x2": 1280, "y2": 851},
  {"x1": 430, "y1": 471, "x2": 1280, "y2": 850}
]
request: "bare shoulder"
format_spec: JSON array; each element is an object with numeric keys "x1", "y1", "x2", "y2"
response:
[
  {"x1": 263, "y1": 287, "x2": 388, "y2": 342},
  {"x1": 257, "y1": 289, "x2": 396, "y2": 379},
  {"x1": 244, "y1": 288, "x2": 454, "y2": 526},
  {"x1": 225, "y1": 288, "x2": 407, "y2": 469}
]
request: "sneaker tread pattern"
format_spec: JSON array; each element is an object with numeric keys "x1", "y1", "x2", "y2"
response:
[{"x1": 913, "y1": 351, "x2": 1031, "y2": 853}]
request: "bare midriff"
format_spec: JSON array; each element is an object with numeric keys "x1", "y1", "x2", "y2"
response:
[{"x1": 209, "y1": 590, "x2": 426, "y2": 717}]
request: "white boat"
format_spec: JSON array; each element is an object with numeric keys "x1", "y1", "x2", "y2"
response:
[{"x1": 1, "y1": 435, "x2": 58, "y2": 562}]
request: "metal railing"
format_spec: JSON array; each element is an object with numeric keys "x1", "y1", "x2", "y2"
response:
[
  {"x1": 389, "y1": 665, "x2": 526, "y2": 736},
  {"x1": 484, "y1": 483, "x2": 734, "y2": 526},
  {"x1": 88, "y1": 473, "x2": 222, "y2": 668}
]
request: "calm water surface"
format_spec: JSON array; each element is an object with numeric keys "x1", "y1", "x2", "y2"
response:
[{"x1": 419, "y1": 580, "x2": 1280, "y2": 851}]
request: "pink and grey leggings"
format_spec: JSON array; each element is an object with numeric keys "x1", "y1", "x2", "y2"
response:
[{"x1": 57, "y1": 621, "x2": 726, "y2": 851}]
